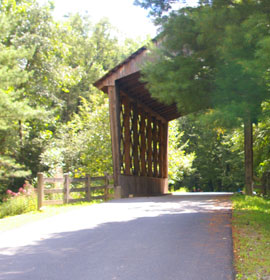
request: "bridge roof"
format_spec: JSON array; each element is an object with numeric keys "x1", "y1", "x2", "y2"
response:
[{"x1": 94, "y1": 45, "x2": 181, "y2": 121}]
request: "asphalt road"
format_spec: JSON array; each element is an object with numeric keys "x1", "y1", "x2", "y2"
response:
[{"x1": 0, "y1": 193, "x2": 235, "y2": 280}]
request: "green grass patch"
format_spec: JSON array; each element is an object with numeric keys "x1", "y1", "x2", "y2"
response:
[
  {"x1": 232, "y1": 194, "x2": 270, "y2": 280},
  {"x1": 0, "y1": 200, "x2": 102, "y2": 232}
]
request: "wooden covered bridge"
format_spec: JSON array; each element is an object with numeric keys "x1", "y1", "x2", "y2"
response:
[{"x1": 94, "y1": 46, "x2": 180, "y2": 198}]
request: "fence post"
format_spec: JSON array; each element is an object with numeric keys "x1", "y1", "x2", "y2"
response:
[
  {"x1": 104, "y1": 172, "x2": 109, "y2": 201},
  {"x1": 37, "y1": 172, "x2": 44, "y2": 210},
  {"x1": 85, "y1": 174, "x2": 91, "y2": 202},
  {"x1": 64, "y1": 173, "x2": 70, "y2": 204}
]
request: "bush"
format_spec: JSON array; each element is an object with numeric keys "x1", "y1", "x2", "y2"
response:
[{"x1": 0, "y1": 182, "x2": 37, "y2": 219}]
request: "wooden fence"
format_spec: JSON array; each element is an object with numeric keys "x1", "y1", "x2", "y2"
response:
[{"x1": 37, "y1": 173, "x2": 114, "y2": 210}]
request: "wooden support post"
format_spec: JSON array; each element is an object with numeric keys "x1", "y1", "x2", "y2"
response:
[
  {"x1": 85, "y1": 174, "x2": 91, "y2": 202},
  {"x1": 163, "y1": 122, "x2": 169, "y2": 178},
  {"x1": 147, "y1": 113, "x2": 153, "y2": 177},
  {"x1": 140, "y1": 110, "x2": 147, "y2": 176},
  {"x1": 37, "y1": 172, "x2": 44, "y2": 210},
  {"x1": 63, "y1": 173, "x2": 70, "y2": 204},
  {"x1": 123, "y1": 96, "x2": 131, "y2": 175},
  {"x1": 152, "y1": 117, "x2": 158, "y2": 177},
  {"x1": 158, "y1": 120, "x2": 164, "y2": 178},
  {"x1": 132, "y1": 102, "x2": 139, "y2": 175},
  {"x1": 108, "y1": 85, "x2": 121, "y2": 186}
]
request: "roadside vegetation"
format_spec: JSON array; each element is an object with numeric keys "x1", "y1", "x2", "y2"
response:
[
  {"x1": 232, "y1": 195, "x2": 270, "y2": 280},
  {"x1": 0, "y1": 201, "x2": 98, "y2": 232}
]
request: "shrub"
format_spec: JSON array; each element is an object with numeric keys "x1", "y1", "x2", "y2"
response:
[{"x1": 0, "y1": 182, "x2": 37, "y2": 219}]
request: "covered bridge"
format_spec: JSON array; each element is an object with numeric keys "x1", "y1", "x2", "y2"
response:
[{"x1": 94, "y1": 46, "x2": 181, "y2": 198}]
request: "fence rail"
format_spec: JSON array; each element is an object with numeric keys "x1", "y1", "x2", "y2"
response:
[{"x1": 37, "y1": 173, "x2": 114, "y2": 210}]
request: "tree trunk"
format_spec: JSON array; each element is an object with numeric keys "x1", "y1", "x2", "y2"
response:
[
  {"x1": 244, "y1": 116, "x2": 253, "y2": 195},
  {"x1": 19, "y1": 120, "x2": 23, "y2": 149}
]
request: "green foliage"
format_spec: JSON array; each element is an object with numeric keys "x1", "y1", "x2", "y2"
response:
[
  {"x1": 41, "y1": 93, "x2": 112, "y2": 177},
  {"x1": 177, "y1": 115, "x2": 244, "y2": 192},
  {"x1": 254, "y1": 101, "x2": 270, "y2": 176},
  {"x1": 0, "y1": 1, "x2": 47, "y2": 192},
  {"x1": 142, "y1": 2, "x2": 270, "y2": 123},
  {"x1": 141, "y1": 7, "x2": 216, "y2": 115},
  {"x1": 138, "y1": 0, "x2": 270, "y2": 194},
  {"x1": 0, "y1": 194, "x2": 36, "y2": 219},
  {"x1": 0, "y1": 183, "x2": 37, "y2": 218},
  {"x1": 168, "y1": 119, "x2": 195, "y2": 184}
]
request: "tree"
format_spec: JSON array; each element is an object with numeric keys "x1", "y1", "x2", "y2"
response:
[
  {"x1": 0, "y1": 1, "x2": 49, "y2": 193},
  {"x1": 0, "y1": 0, "x2": 64, "y2": 196},
  {"x1": 0, "y1": 0, "x2": 144, "y2": 198},
  {"x1": 138, "y1": 0, "x2": 270, "y2": 194},
  {"x1": 168, "y1": 120, "x2": 195, "y2": 185},
  {"x1": 177, "y1": 115, "x2": 244, "y2": 192},
  {"x1": 40, "y1": 93, "x2": 112, "y2": 177},
  {"x1": 52, "y1": 15, "x2": 144, "y2": 122},
  {"x1": 38, "y1": 15, "x2": 145, "y2": 177}
]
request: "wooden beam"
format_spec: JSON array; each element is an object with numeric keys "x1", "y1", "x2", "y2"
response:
[
  {"x1": 108, "y1": 85, "x2": 121, "y2": 185},
  {"x1": 147, "y1": 113, "x2": 153, "y2": 177},
  {"x1": 37, "y1": 172, "x2": 44, "y2": 210},
  {"x1": 140, "y1": 110, "x2": 147, "y2": 176},
  {"x1": 158, "y1": 120, "x2": 164, "y2": 178},
  {"x1": 132, "y1": 102, "x2": 139, "y2": 175},
  {"x1": 119, "y1": 97, "x2": 124, "y2": 174},
  {"x1": 120, "y1": 91, "x2": 166, "y2": 123},
  {"x1": 63, "y1": 173, "x2": 70, "y2": 204},
  {"x1": 94, "y1": 47, "x2": 148, "y2": 90},
  {"x1": 123, "y1": 96, "x2": 131, "y2": 175},
  {"x1": 163, "y1": 122, "x2": 169, "y2": 178},
  {"x1": 152, "y1": 117, "x2": 158, "y2": 177}
]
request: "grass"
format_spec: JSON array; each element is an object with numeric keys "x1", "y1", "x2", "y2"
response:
[
  {"x1": 0, "y1": 200, "x2": 101, "y2": 232},
  {"x1": 0, "y1": 180, "x2": 113, "y2": 232},
  {"x1": 232, "y1": 194, "x2": 270, "y2": 280}
]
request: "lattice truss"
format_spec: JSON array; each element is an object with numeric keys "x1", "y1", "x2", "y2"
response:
[{"x1": 119, "y1": 93, "x2": 166, "y2": 178}]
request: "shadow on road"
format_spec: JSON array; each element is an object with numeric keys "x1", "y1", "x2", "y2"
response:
[{"x1": 0, "y1": 194, "x2": 234, "y2": 280}]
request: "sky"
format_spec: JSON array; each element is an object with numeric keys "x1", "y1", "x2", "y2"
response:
[
  {"x1": 51, "y1": 0, "x2": 158, "y2": 40},
  {"x1": 39, "y1": 0, "x2": 198, "y2": 40}
]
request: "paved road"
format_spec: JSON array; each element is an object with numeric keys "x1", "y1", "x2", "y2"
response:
[{"x1": 0, "y1": 193, "x2": 234, "y2": 280}]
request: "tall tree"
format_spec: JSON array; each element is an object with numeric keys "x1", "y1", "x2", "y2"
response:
[
  {"x1": 138, "y1": 0, "x2": 270, "y2": 194},
  {"x1": 0, "y1": 0, "x2": 51, "y2": 191},
  {"x1": 0, "y1": 0, "x2": 64, "y2": 193}
]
